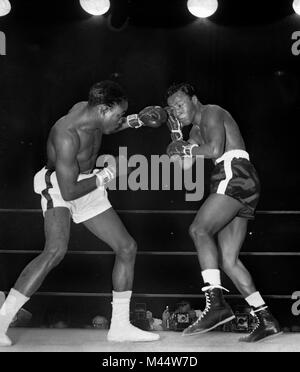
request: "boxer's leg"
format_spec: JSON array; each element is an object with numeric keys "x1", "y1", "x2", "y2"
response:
[
  {"x1": 83, "y1": 207, "x2": 136, "y2": 292},
  {"x1": 83, "y1": 208, "x2": 159, "y2": 342},
  {"x1": 218, "y1": 217, "x2": 257, "y2": 297},
  {"x1": 189, "y1": 193, "x2": 243, "y2": 271},
  {"x1": 0, "y1": 207, "x2": 70, "y2": 346},
  {"x1": 218, "y1": 217, "x2": 282, "y2": 342},
  {"x1": 15, "y1": 207, "x2": 70, "y2": 295},
  {"x1": 183, "y1": 194, "x2": 243, "y2": 336}
]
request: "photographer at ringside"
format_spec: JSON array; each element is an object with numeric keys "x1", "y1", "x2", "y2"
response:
[{"x1": 162, "y1": 301, "x2": 202, "y2": 332}]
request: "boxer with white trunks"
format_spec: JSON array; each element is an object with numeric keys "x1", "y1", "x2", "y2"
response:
[{"x1": 0, "y1": 80, "x2": 166, "y2": 346}]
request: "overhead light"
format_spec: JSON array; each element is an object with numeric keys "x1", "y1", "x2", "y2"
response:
[
  {"x1": 187, "y1": 0, "x2": 218, "y2": 19},
  {"x1": 293, "y1": 0, "x2": 300, "y2": 15},
  {"x1": 0, "y1": 0, "x2": 11, "y2": 17},
  {"x1": 80, "y1": 0, "x2": 110, "y2": 16}
]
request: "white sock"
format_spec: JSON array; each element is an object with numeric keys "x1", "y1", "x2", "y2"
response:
[
  {"x1": 0, "y1": 288, "x2": 29, "y2": 334},
  {"x1": 113, "y1": 290, "x2": 132, "y2": 300},
  {"x1": 245, "y1": 291, "x2": 265, "y2": 308},
  {"x1": 110, "y1": 291, "x2": 132, "y2": 326},
  {"x1": 108, "y1": 291, "x2": 160, "y2": 342},
  {"x1": 202, "y1": 269, "x2": 221, "y2": 286}
]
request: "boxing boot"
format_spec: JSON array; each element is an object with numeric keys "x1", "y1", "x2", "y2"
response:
[
  {"x1": 183, "y1": 284, "x2": 235, "y2": 336},
  {"x1": 0, "y1": 333, "x2": 12, "y2": 347},
  {"x1": 107, "y1": 298, "x2": 160, "y2": 342},
  {"x1": 239, "y1": 305, "x2": 283, "y2": 343}
]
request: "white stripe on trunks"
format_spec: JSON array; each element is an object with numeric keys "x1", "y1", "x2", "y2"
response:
[{"x1": 217, "y1": 158, "x2": 233, "y2": 195}]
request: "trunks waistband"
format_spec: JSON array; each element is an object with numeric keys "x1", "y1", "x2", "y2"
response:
[
  {"x1": 215, "y1": 150, "x2": 250, "y2": 164},
  {"x1": 44, "y1": 166, "x2": 94, "y2": 175}
]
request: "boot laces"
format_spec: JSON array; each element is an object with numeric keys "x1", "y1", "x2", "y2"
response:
[
  {"x1": 249, "y1": 306, "x2": 268, "y2": 334},
  {"x1": 196, "y1": 292, "x2": 211, "y2": 322},
  {"x1": 195, "y1": 285, "x2": 229, "y2": 322},
  {"x1": 201, "y1": 285, "x2": 229, "y2": 292}
]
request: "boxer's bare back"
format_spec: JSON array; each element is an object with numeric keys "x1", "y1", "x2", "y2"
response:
[{"x1": 45, "y1": 101, "x2": 127, "y2": 201}]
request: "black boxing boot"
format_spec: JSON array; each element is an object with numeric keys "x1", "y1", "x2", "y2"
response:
[
  {"x1": 182, "y1": 284, "x2": 235, "y2": 336},
  {"x1": 239, "y1": 306, "x2": 283, "y2": 343}
]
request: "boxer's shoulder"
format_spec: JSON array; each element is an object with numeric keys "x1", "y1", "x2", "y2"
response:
[
  {"x1": 203, "y1": 104, "x2": 224, "y2": 116},
  {"x1": 51, "y1": 124, "x2": 80, "y2": 152},
  {"x1": 201, "y1": 105, "x2": 227, "y2": 126},
  {"x1": 68, "y1": 101, "x2": 88, "y2": 113}
]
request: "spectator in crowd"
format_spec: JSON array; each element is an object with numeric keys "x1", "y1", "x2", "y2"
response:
[{"x1": 146, "y1": 311, "x2": 163, "y2": 331}]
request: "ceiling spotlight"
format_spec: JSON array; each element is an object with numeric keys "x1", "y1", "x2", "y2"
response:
[
  {"x1": 187, "y1": 0, "x2": 218, "y2": 19},
  {"x1": 80, "y1": 0, "x2": 110, "y2": 16},
  {"x1": 0, "y1": 0, "x2": 11, "y2": 17},
  {"x1": 293, "y1": 0, "x2": 300, "y2": 15}
]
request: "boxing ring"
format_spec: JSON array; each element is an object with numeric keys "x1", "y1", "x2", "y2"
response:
[
  {"x1": 0, "y1": 209, "x2": 299, "y2": 352},
  {"x1": 2, "y1": 329, "x2": 300, "y2": 352}
]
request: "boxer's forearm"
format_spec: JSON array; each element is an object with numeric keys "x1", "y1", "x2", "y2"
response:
[
  {"x1": 110, "y1": 120, "x2": 130, "y2": 133},
  {"x1": 182, "y1": 157, "x2": 196, "y2": 170},
  {"x1": 192, "y1": 144, "x2": 222, "y2": 159},
  {"x1": 61, "y1": 177, "x2": 98, "y2": 201},
  {"x1": 171, "y1": 156, "x2": 195, "y2": 170}
]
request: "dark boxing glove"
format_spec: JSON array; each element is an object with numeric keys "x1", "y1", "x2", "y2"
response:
[
  {"x1": 165, "y1": 107, "x2": 183, "y2": 141},
  {"x1": 138, "y1": 106, "x2": 167, "y2": 128},
  {"x1": 126, "y1": 106, "x2": 167, "y2": 129},
  {"x1": 167, "y1": 140, "x2": 199, "y2": 158}
]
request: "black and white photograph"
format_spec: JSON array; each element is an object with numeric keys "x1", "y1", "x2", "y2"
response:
[{"x1": 1, "y1": 0, "x2": 300, "y2": 357}]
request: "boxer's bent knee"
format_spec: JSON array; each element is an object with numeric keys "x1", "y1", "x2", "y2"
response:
[
  {"x1": 189, "y1": 223, "x2": 212, "y2": 241},
  {"x1": 42, "y1": 241, "x2": 68, "y2": 268},
  {"x1": 116, "y1": 238, "x2": 137, "y2": 262},
  {"x1": 220, "y1": 256, "x2": 238, "y2": 273}
]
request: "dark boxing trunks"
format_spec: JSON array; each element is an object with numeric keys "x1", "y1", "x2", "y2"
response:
[{"x1": 210, "y1": 150, "x2": 260, "y2": 219}]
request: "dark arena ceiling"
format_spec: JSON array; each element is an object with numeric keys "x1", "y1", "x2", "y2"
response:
[{"x1": 2, "y1": 0, "x2": 296, "y2": 28}]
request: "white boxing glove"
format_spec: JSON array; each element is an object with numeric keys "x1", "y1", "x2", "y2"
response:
[{"x1": 95, "y1": 166, "x2": 116, "y2": 187}]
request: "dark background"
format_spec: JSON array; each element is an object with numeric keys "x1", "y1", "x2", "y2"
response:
[
  {"x1": 0, "y1": 0, "x2": 300, "y2": 329},
  {"x1": 0, "y1": 0, "x2": 300, "y2": 210}
]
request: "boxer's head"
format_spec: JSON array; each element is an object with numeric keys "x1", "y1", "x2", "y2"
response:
[
  {"x1": 166, "y1": 83, "x2": 199, "y2": 126},
  {"x1": 89, "y1": 80, "x2": 128, "y2": 133}
]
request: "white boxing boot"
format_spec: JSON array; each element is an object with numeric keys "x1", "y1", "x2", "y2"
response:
[
  {"x1": 0, "y1": 292, "x2": 12, "y2": 346},
  {"x1": 0, "y1": 288, "x2": 29, "y2": 347},
  {"x1": 107, "y1": 291, "x2": 160, "y2": 342},
  {"x1": 0, "y1": 333, "x2": 12, "y2": 347}
]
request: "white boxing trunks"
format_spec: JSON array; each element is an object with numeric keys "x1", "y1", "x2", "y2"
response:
[{"x1": 34, "y1": 167, "x2": 112, "y2": 224}]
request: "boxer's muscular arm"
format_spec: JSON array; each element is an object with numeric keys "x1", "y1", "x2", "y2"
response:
[
  {"x1": 191, "y1": 108, "x2": 225, "y2": 159},
  {"x1": 110, "y1": 119, "x2": 131, "y2": 133},
  {"x1": 54, "y1": 133, "x2": 98, "y2": 202},
  {"x1": 175, "y1": 109, "x2": 225, "y2": 169}
]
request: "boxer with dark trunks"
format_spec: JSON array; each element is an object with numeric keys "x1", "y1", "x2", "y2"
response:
[
  {"x1": 166, "y1": 83, "x2": 282, "y2": 342},
  {"x1": 0, "y1": 81, "x2": 166, "y2": 346}
]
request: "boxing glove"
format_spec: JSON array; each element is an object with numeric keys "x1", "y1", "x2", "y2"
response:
[
  {"x1": 165, "y1": 107, "x2": 183, "y2": 141},
  {"x1": 124, "y1": 106, "x2": 167, "y2": 129},
  {"x1": 95, "y1": 165, "x2": 116, "y2": 187},
  {"x1": 167, "y1": 140, "x2": 199, "y2": 158}
]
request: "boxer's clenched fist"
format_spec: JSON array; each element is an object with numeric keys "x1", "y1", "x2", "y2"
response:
[
  {"x1": 167, "y1": 140, "x2": 198, "y2": 158},
  {"x1": 121, "y1": 106, "x2": 167, "y2": 129},
  {"x1": 165, "y1": 107, "x2": 183, "y2": 141}
]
